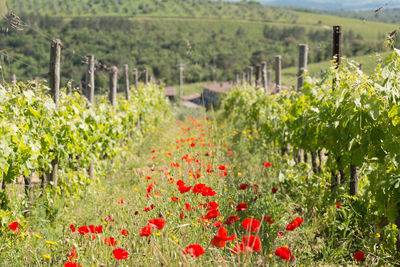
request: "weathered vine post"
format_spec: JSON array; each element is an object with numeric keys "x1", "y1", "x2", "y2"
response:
[
  {"x1": 275, "y1": 55, "x2": 282, "y2": 93},
  {"x1": 242, "y1": 72, "x2": 246, "y2": 84},
  {"x1": 179, "y1": 62, "x2": 184, "y2": 100},
  {"x1": 261, "y1": 61, "x2": 267, "y2": 91},
  {"x1": 133, "y1": 68, "x2": 138, "y2": 88},
  {"x1": 145, "y1": 67, "x2": 149, "y2": 84},
  {"x1": 255, "y1": 65, "x2": 261, "y2": 88},
  {"x1": 11, "y1": 74, "x2": 16, "y2": 86},
  {"x1": 109, "y1": 66, "x2": 118, "y2": 107},
  {"x1": 297, "y1": 44, "x2": 308, "y2": 91},
  {"x1": 48, "y1": 39, "x2": 62, "y2": 189},
  {"x1": 297, "y1": 44, "x2": 308, "y2": 163},
  {"x1": 124, "y1": 64, "x2": 130, "y2": 101},
  {"x1": 248, "y1": 66, "x2": 253, "y2": 86},
  {"x1": 86, "y1": 55, "x2": 95, "y2": 179},
  {"x1": 330, "y1": 26, "x2": 344, "y2": 190},
  {"x1": 86, "y1": 55, "x2": 95, "y2": 105}
]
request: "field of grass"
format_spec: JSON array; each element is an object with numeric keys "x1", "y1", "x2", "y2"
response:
[{"x1": 292, "y1": 11, "x2": 398, "y2": 41}]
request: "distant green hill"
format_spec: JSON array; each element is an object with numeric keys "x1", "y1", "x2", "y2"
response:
[
  {"x1": 0, "y1": 0, "x2": 397, "y2": 89},
  {"x1": 6, "y1": 0, "x2": 292, "y2": 20}
]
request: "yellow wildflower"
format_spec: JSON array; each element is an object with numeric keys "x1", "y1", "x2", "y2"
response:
[
  {"x1": 34, "y1": 234, "x2": 43, "y2": 239},
  {"x1": 42, "y1": 255, "x2": 51, "y2": 259},
  {"x1": 45, "y1": 240, "x2": 58, "y2": 246}
]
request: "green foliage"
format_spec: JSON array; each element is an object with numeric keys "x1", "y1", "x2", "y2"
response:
[
  {"x1": 219, "y1": 50, "x2": 400, "y2": 260},
  {"x1": 0, "y1": 80, "x2": 171, "y2": 209}
]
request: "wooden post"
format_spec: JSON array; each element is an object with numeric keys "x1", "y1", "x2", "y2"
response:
[
  {"x1": 297, "y1": 44, "x2": 308, "y2": 91},
  {"x1": 275, "y1": 55, "x2": 282, "y2": 93},
  {"x1": 133, "y1": 68, "x2": 138, "y2": 88},
  {"x1": 86, "y1": 55, "x2": 95, "y2": 180},
  {"x1": 248, "y1": 66, "x2": 253, "y2": 86},
  {"x1": 267, "y1": 70, "x2": 272, "y2": 87},
  {"x1": 242, "y1": 72, "x2": 246, "y2": 84},
  {"x1": 11, "y1": 74, "x2": 16, "y2": 86},
  {"x1": 124, "y1": 64, "x2": 130, "y2": 101},
  {"x1": 261, "y1": 61, "x2": 267, "y2": 91},
  {"x1": 49, "y1": 39, "x2": 62, "y2": 109},
  {"x1": 179, "y1": 62, "x2": 184, "y2": 99},
  {"x1": 67, "y1": 80, "x2": 73, "y2": 94},
  {"x1": 109, "y1": 66, "x2": 118, "y2": 106},
  {"x1": 333, "y1": 26, "x2": 342, "y2": 68},
  {"x1": 255, "y1": 65, "x2": 261, "y2": 88},
  {"x1": 145, "y1": 67, "x2": 149, "y2": 84},
  {"x1": 86, "y1": 55, "x2": 95, "y2": 105},
  {"x1": 48, "y1": 39, "x2": 61, "y2": 189},
  {"x1": 235, "y1": 74, "x2": 239, "y2": 84}
]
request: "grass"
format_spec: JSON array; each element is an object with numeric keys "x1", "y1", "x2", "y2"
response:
[{"x1": 1, "y1": 108, "x2": 399, "y2": 265}]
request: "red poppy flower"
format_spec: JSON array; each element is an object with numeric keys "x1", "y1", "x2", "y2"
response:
[
  {"x1": 118, "y1": 198, "x2": 125, "y2": 204},
  {"x1": 224, "y1": 216, "x2": 239, "y2": 225},
  {"x1": 232, "y1": 235, "x2": 261, "y2": 254},
  {"x1": 190, "y1": 143, "x2": 196, "y2": 147},
  {"x1": 275, "y1": 247, "x2": 292, "y2": 262},
  {"x1": 184, "y1": 203, "x2": 191, "y2": 211},
  {"x1": 278, "y1": 231, "x2": 285, "y2": 237},
  {"x1": 262, "y1": 162, "x2": 271, "y2": 167},
  {"x1": 148, "y1": 218, "x2": 166, "y2": 230},
  {"x1": 286, "y1": 217, "x2": 304, "y2": 231},
  {"x1": 8, "y1": 222, "x2": 20, "y2": 232},
  {"x1": 205, "y1": 210, "x2": 221, "y2": 220},
  {"x1": 139, "y1": 225, "x2": 153, "y2": 237},
  {"x1": 263, "y1": 216, "x2": 275, "y2": 224},
  {"x1": 201, "y1": 186, "x2": 216, "y2": 197},
  {"x1": 64, "y1": 262, "x2": 82, "y2": 267},
  {"x1": 183, "y1": 244, "x2": 205, "y2": 258},
  {"x1": 177, "y1": 182, "x2": 192, "y2": 194},
  {"x1": 121, "y1": 229, "x2": 128, "y2": 236},
  {"x1": 171, "y1": 196, "x2": 179, "y2": 202},
  {"x1": 207, "y1": 201, "x2": 219, "y2": 211},
  {"x1": 180, "y1": 211, "x2": 184, "y2": 220},
  {"x1": 213, "y1": 221, "x2": 222, "y2": 228},
  {"x1": 146, "y1": 183, "x2": 154, "y2": 193},
  {"x1": 239, "y1": 184, "x2": 249, "y2": 190},
  {"x1": 69, "y1": 224, "x2": 76, "y2": 233},
  {"x1": 241, "y1": 218, "x2": 261, "y2": 232},
  {"x1": 211, "y1": 227, "x2": 236, "y2": 248},
  {"x1": 218, "y1": 165, "x2": 226, "y2": 171},
  {"x1": 95, "y1": 225, "x2": 103, "y2": 234},
  {"x1": 78, "y1": 226, "x2": 89, "y2": 235},
  {"x1": 88, "y1": 225, "x2": 95, "y2": 233},
  {"x1": 113, "y1": 248, "x2": 129, "y2": 260},
  {"x1": 272, "y1": 187, "x2": 278, "y2": 193},
  {"x1": 243, "y1": 235, "x2": 261, "y2": 252},
  {"x1": 353, "y1": 251, "x2": 364, "y2": 262},
  {"x1": 236, "y1": 202, "x2": 248, "y2": 212},
  {"x1": 227, "y1": 151, "x2": 233, "y2": 156},
  {"x1": 104, "y1": 237, "x2": 118, "y2": 246},
  {"x1": 336, "y1": 202, "x2": 343, "y2": 208},
  {"x1": 68, "y1": 247, "x2": 77, "y2": 261}
]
